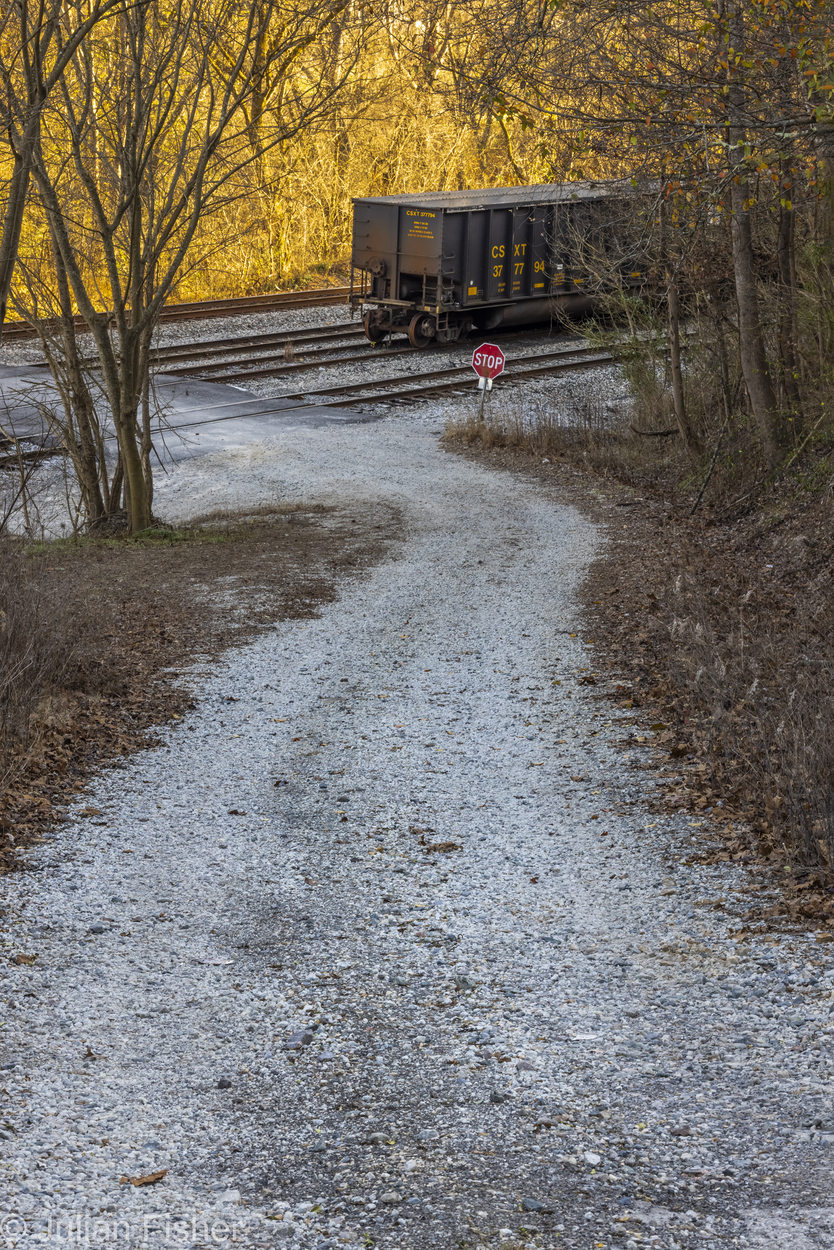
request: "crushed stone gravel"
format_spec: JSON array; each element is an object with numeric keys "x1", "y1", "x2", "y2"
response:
[{"x1": 1, "y1": 311, "x2": 833, "y2": 1250}]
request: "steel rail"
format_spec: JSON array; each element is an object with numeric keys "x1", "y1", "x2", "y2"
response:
[
  {"x1": 319, "y1": 353, "x2": 615, "y2": 406},
  {"x1": 28, "y1": 322, "x2": 365, "y2": 372},
  {"x1": 37, "y1": 346, "x2": 616, "y2": 453},
  {"x1": 151, "y1": 322, "x2": 364, "y2": 366},
  {"x1": 0, "y1": 286, "x2": 350, "y2": 342},
  {"x1": 169, "y1": 339, "x2": 414, "y2": 379},
  {"x1": 257, "y1": 345, "x2": 613, "y2": 406}
]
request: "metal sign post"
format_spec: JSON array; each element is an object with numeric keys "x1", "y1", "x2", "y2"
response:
[{"x1": 471, "y1": 343, "x2": 506, "y2": 422}]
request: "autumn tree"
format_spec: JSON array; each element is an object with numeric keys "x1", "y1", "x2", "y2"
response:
[
  {"x1": 0, "y1": 0, "x2": 130, "y2": 335},
  {"x1": 427, "y1": 0, "x2": 834, "y2": 469}
]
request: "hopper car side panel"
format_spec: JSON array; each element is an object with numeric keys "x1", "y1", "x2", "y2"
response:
[{"x1": 349, "y1": 181, "x2": 648, "y2": 345}]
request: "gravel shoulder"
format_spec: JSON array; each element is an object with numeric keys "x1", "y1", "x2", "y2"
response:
[{"x1": 2, "y1": 389, "x2": 834, "y2": 1250}]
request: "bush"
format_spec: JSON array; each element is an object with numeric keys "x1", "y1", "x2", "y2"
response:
[{"x1": 0, "y1": 543, "x2": 75, "y2": 811}]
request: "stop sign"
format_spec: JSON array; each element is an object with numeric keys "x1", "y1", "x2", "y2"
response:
[{"x1": 471, "y1": 343, "x2": 506, "y2": 380}]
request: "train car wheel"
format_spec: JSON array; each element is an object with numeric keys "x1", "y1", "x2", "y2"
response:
[
  {"x1": 363, "y1": 315, "x2": 386, "y2": 344},
  {"x1": 407, "y1": 314, "x2": 434, "y2": 349}
]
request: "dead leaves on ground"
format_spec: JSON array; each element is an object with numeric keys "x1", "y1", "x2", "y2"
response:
[
  {"x1": 120, "y1": 1169, "x2": 167, "y2": 1187},
  {"x1": 582, "y1": 496, "x2": 834, "y2": 931},
  {"x1": 405, "y1": 823, "x2": 461, "y2": 855}
]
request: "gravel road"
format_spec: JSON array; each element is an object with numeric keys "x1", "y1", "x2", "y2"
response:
[{"x1": 2, "y1": 412, "x2": 834, "y2": 1250}]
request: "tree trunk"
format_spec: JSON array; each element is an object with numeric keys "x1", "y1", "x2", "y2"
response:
[
  {"x1": 107, "y1": 455, "x2": 124, "y2": 516},
  {"x1": 121, "y1": 424, "x2": 151, "y2": 531},
  {"x1": 727, "y1": 51, "x2": 785, "y2": 467},
  {"x1": 49, "y1": 227, "x2": 107, "y2": 522},
  {"x1": 777, "y1": 195, "x2": 801, "y2": 418},
  {"x1": 140, "y1": 355, "x2": 154, "y2": 516},
  {"x1": 0, "y1": 151, "x2": 32, "y2": 337},
  {"x1": 667, "y1": 274, "x2": 702, "y2": 455},
  {"x1": 708, "y1": 288, "x2": 734, "y2": 424},
  {"x1": 660, "y1": 187, "x2": 702, "y2": 455}
]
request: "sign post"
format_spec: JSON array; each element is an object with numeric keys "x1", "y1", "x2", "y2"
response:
[{"x1": 471, "y1": 342, "x2": 506, "y2": 423}]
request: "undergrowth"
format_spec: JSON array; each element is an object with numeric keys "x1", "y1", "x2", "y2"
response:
[
  {"x1": 0, "y1": 544, "x2": 77, "y2": 835},
  {"x1": 653, "y1": 543, "x2": 834, "y2": 874},
  {"x1": 447, "y1": 343, "x2": 834, "y2": 882}
]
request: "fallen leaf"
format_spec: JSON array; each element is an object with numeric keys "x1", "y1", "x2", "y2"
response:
[
  {"x1": 227, "y1": 809, "x2": 246, "y2": 815},
  {"x1": 120, "y1": 1169, "x2": 167, "y2": 1187}
]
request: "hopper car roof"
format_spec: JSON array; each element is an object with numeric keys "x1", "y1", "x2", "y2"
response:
[{"x1": 352, "y1": 180, "x2": 636, "y2": 210}]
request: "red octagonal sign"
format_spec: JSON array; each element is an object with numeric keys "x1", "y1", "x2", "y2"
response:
[{"x1": 471, "y1": 342, "x2": 506, "y2": 380}]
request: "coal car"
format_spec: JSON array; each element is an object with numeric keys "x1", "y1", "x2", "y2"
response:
[{"x1": 349, "y1": 180, "x2": 646, "y2": 347}]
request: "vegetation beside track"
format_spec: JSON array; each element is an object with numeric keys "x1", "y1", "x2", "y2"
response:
[{"x1": 445, "y1": 423, "x2": 834, "y2": 930}]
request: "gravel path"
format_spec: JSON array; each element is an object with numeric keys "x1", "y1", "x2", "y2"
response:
[{"x1": 2, "y1": 415, "x2": 834, "y2": 1250}]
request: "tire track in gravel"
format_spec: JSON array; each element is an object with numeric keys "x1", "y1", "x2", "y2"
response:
[{"x1": 1, "y1": 422, "x2": 833, "y2": 1250}]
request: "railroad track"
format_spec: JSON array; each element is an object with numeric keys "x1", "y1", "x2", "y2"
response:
[
  {"x1": 15, "y1": 343, "x2": 617, "y2": 453},
  {"x1": 0, "y1": 286, "x2": 350, "y2": 343},
  {"x1": 140, "y1": 343, "x2": 616, "y2": 444},
  {"x1": 253, "y1": 343, "x2": 616, "y2": 409},
  {"x1": 152, "y1": 323, "x2": 603, "y2": 384},
  {"x1": 191, "y1": 342, "x2": 612, "y2": 415},
  {"x1": 152, "y1": 321, "x2": 366, "y2": 371},
  {"x1": 24, "y1": 319, "x2": 599, "y2": 389}
]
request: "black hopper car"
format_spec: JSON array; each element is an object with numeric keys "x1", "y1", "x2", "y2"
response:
[{"x1": 349, "y1": 181, "x2": 647, "y2": 347}]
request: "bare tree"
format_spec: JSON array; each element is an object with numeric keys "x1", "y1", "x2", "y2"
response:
[{"x1": 15, "y1": 0, "x2": 360, "y2": 532}]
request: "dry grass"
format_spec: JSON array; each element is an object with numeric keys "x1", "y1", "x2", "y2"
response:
[{"x1": 445, "y1": 389, "x2": 695, "y2": 490}]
